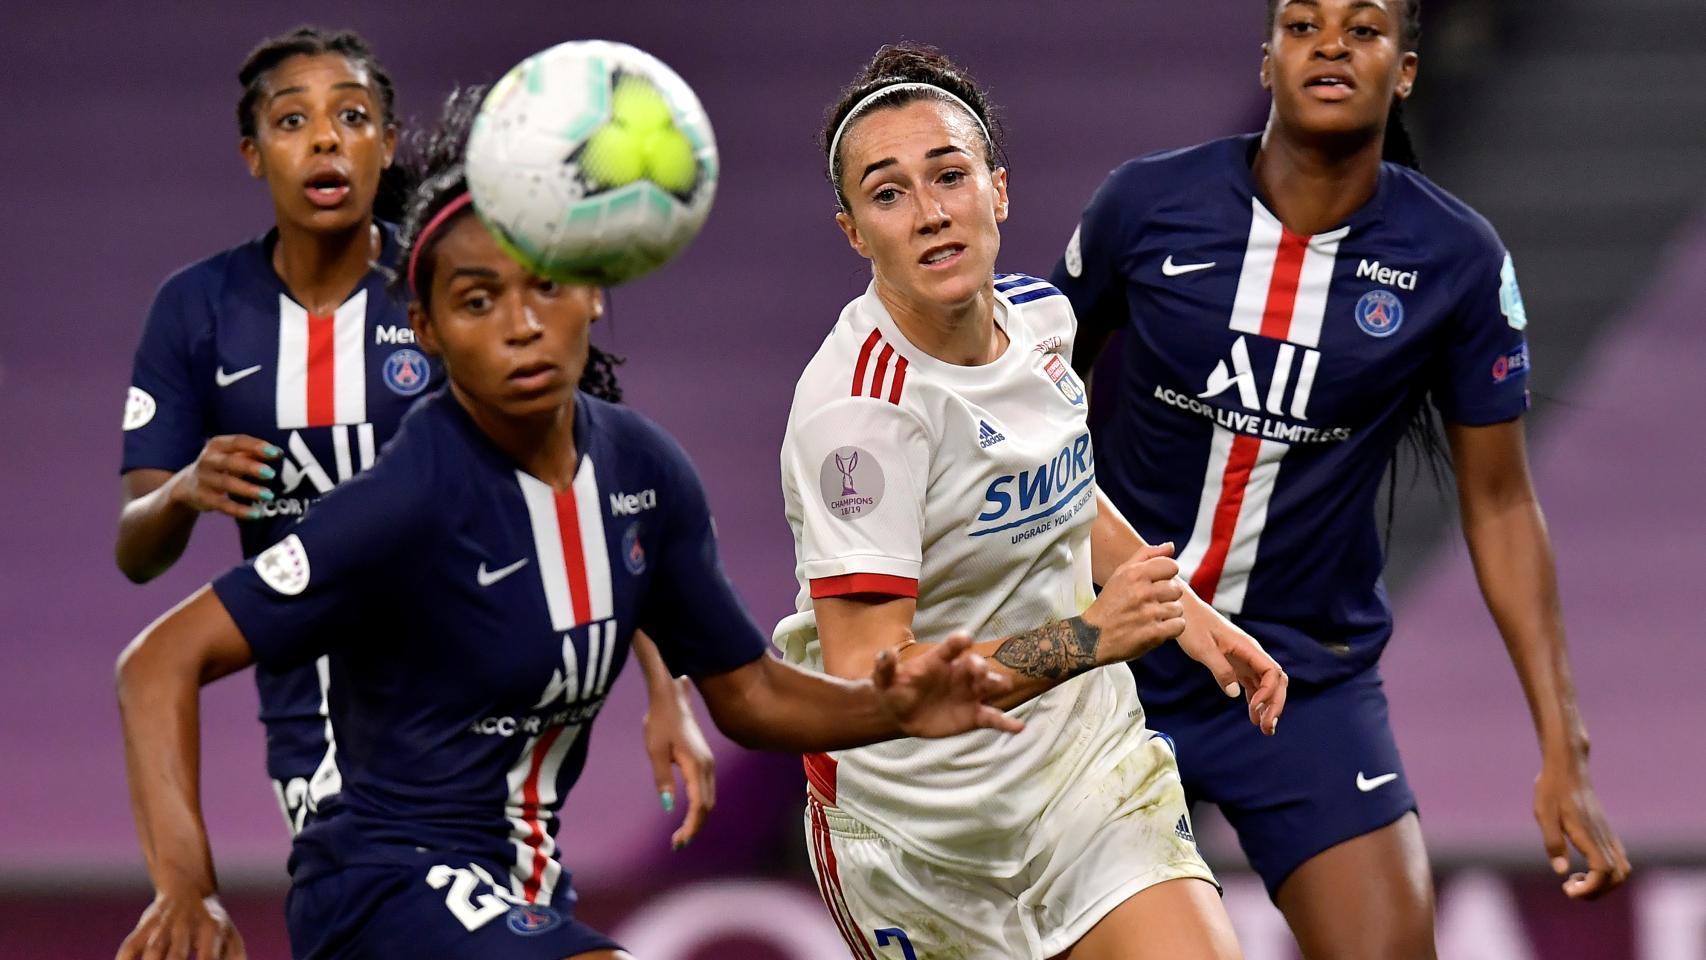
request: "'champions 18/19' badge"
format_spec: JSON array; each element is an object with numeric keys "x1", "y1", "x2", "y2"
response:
[{"x1": 818, "y1": 446, "x2": 884, "y2": 520}]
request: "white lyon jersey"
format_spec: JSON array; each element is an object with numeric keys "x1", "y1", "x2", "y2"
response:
[{"x1": 776, "y1": 275, "x2": 1155, "y2": 876}]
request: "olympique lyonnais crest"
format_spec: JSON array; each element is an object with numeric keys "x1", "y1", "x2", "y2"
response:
[{"x1": 1043, "y1": 354, "x2": 1085, "y2": 405}]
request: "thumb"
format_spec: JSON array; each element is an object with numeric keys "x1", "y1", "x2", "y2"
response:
[
  {"x1": 872, "y1": 648, "x2": 898, "y2": 692},
  {"x1": 1537, "y1": 803, "x2": 1568, "y2": 875}
]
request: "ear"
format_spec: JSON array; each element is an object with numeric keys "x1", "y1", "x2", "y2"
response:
[
  {"x1": 381, "y1": 122, "x2": 399, "y2": 169},
  {"x1": 990, "y1": 167, "x2": 1010, "y2": 225},
  {"x1": 1260, "y1": 43, "x2": 1274, "y2": 91},
  {"x1": 239, "y1": 136, "x2": 263, "y2": 179},
  {"x1": 409, "y1": 300, "x2": 440, "y2": 356},
  {"x1": 1395, "y1": 51, "x2": 1419, "y2": 100},
  {"x1": 835, "y1": 210, "x2": 872, "y2": 261},
  {"x1": 588, "y1": 287, "x2": 606, "y2": 324}
]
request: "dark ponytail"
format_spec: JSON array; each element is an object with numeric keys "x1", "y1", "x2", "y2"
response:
[{"x1": 393, "y1": 86, "x2": 625, "y2": 404}]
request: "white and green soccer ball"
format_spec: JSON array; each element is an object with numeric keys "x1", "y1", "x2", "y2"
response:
[{"x1": 466, "y1": 40, "x2": 719, "y2": 286}]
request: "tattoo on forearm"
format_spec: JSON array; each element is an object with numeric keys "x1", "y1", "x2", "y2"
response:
[{"x1": 992, "y1": 616, "x2": 1101, "y2": 680}]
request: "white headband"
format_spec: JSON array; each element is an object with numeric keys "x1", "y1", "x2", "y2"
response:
[{"x1": 828, "y1": 81, "x2": 992, "y2": 197}]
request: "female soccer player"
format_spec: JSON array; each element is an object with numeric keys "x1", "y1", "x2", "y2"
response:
[
  {"x1": 115, "y1": 29, "x2": 715, "y2": 843},
  {"x1": 777, "y1": 45, "x2": 1288, "y2": 960},
  {"x1": 114, "y1": 90, "x2": 1027, "y2": 960},
  {"x1": 1051, "y1": 1, "x2": 1631, "y2": 955}
]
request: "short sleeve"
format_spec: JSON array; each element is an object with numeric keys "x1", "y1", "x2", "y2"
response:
[
  {"x1": 783, "y1": 396, "x2": 931, "y2": 599},
  {"x1": 121, "y1": 271, "x2": 213, "y2": 473},
  {"x1": 1050, "y1": 161, "x2": 1142, "y2": 359},
  {"x1": 1430, "y1": 235, "x2": 1532, "y2": 426},
  {"x1": 211, "y1": 454, "x2": 426, "y2": 670},
  {"x1": 634, "y1": 429, "x2": 768, "y2": 679}
]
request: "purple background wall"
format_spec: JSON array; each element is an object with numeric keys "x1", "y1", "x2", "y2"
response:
[{"x1": 3, "y1": 1, "x2": 1703, "y2": 956}]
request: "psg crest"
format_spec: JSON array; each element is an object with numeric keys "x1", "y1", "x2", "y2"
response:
[
  {"x1": 1354, "y1": 289, "x2": 1404, "y2": 338},
  {"x1": 506, "y1": 902, "x2": 563, "y2": 936},
  {"x1": 622, "y1": 522, "x2": 646, "y2": 575},
  {"x1": 384, "y1": 348, "x2": 431, "y2": 396}
]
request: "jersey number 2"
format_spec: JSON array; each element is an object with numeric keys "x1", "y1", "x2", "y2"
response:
[
  {"x1": 875, "y1": 927, "x2": 918, "y2": 960},
  {"x1": 426, "y1": 863, "x2": 511, "y2": 932}
]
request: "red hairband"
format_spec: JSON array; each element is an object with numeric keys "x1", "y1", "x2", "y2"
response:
[{"x1": 405, "y1": 192, "x2": 475, "y2": 294}]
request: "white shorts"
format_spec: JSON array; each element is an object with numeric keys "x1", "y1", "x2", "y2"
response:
[{"x1": 804, "y1": 734, "x2": 1214, "y2": 959}]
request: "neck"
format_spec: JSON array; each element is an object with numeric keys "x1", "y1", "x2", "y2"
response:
[
  {"x1": 1253, "y1": 120, "x2": 1384, "y2": 236},
  {"x1": 272, "y1": 215, "x2": 379, "y2": 315},
  {"x1": 450, "y1": 383, "x2": 580, "y2": 490},
  {"x1": 873, "y1": 275, "x2": 1008, "y2": 367}
]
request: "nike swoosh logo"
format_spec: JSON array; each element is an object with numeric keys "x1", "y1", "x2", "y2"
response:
[
  {"x1": 215, "y1": 365, "x2": 263, "y2": 387},
  {"x1": 1161, "y1": 255, "x2": 1216, "y2": 277},
  {"x1": 1356, "y1": 771, "x2": 1399, "y2": 792},
  {"x1": 476, "y1": 558, "x2": 529, "y2": 587}
]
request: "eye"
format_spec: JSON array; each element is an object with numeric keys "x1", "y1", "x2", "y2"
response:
[
  {"x1": 339, "y1": 107, "x2": 370, "y2": 125},
  {"x1": 460, "y1": 291, "x2": 494, "y2": 315},
  {"x1": 939, "y1": 169, "x2": 966, "y2": 186},
  {"x1": 1284, "y1": 19, "x2": 1316, "y2": 35},
  {"x1": 1349, "y1": 23, "x2": 1382, "y2": 39},
  {"x1": 872, "y1": 187, "x2": 901, "y2": 205},
  {"x1": 534, "y1": 277, "x2": 562, "y2": 296},
  {"x1": 277, "y1": 112, "x2": 305, "y2": 131}
]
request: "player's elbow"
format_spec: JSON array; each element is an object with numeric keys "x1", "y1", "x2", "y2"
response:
[{"x1": 115, "y1": 549, "x2": 159, "y2": 585}]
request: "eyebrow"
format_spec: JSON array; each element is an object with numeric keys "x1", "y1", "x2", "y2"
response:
[
  {"x1": 858, "y1": 145, "x2": 971, "y2": 185},
  {"x1": 446, "y1": 266, "x2": 500, "y2": 281},
  {"x1": 267, "y1": 81, "x2": 371, "y2": 103},
  {"x1": 1282, "y1": 0, "x2": 1387, "y2": 12}
]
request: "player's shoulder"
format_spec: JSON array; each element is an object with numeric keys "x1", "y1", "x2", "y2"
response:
[
  {"x1": 1384, "y1": 164, "x2": 1504, "y2": 258},
  {"x1": 152, "y1": 233, "x2": 269, "y2": 307},
  {"x1": 1097, "y1": 134, "x2": 1250, "y2": 203},
  {"x1": 580, "y1": 393, "x2": 697, "y2": 485},
  {"x1": 995, "y1": 272, "x2": 1075, "y2": 344}
]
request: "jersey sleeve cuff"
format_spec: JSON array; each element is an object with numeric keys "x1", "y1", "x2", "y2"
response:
[{"x1": 809, "y1": 572, "x2": 919, "y2": 599}]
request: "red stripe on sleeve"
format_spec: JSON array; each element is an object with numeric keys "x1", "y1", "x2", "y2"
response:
[
  {"x1": 850, "y1": 330, "x2": 881, "y2": 396},
  {"x1": 887, "y1": 356, "x2": 908, "y2": 404},
  {"x1": 810, "y1": 573, "x2": 919, "y2": 599},
  {"x1": 803, "y1": 752, "x2": 838, "y2": 804},
  {"x1": 553, "y1": 488, "x2": 593, "y2": 625},
  {"x1": 305, "y1": 312, "x2": 337, "y2": 427},
  {"x1": 869, "y1": 344, "x2": 894, "y2": 399},
  {"x1": 1188, "y1": 434, "x2": 1263, "y2": 603},
  {"x1": 1259, "y1": 228, "x2": 1310, "y2": 341}
]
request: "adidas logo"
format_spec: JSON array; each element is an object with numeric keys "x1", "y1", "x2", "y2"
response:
[
  {"x1": 1174, "y1": 814, "x2": 1195, "y2": 843},
  {"x1": 977, "y1": 420, "x2": 1006, "y2": 448}
]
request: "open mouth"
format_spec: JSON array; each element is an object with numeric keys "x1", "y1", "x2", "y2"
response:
[
  {"x1": 304, "y1": 170, "x2": 352, "y2": 208},
  {"x1": 919, "y1": 244, "x2": 966, "y2": 269},
  {"x1": 1304, "y1": 74, "x2": 1356, "y2": 100},
  {"x1": 508, "y1": 361, "x2": 560, "y2": 392}
]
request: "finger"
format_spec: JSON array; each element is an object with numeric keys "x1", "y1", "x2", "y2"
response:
[
  {"x1": 1535, "y1": 800, "x2": 1568, "y2": 876},
  {"x1": 976, "y1": 704, "x2": 1025, "y2": 734},
  {"x1": 1158, "y1": 615, "x2": 1187, "y2": 641},
  {"x1": 1563, "y1": 867, "x2": 1613, "y2": 900},
  {"x1": 698, "y1": 748, "x2": 718, "y2": 812},
  {"x1": 1565, "y1": 811, "x2": 1615, "y2": 879},
  {"x1": 936, "y1": 632, "x2": 973, "y2": 662},
  {"x1": 1136, "y1": 556, "x2": 1181, "y2": 582},
  {"x1": 672, "y1": 756, "x2": 708, "y2": 849},
  {"x1": 871, "y1": 648, "x2": 897, "y2": 692},
  {"x1": 196, "y1": 920, "x2": 220, "y2": 960},
  {"x1": 229, "y1": 930, "x2": 250, "y2": 960},
  {"x1": 1130, "y1": 541, "x2": 1176, "y2": 561},
  {"x1": 1195, "y1": 645, "x2": 1242, "y2": 700},
  {"x1": 205, "y1": 470, "x2": 274, "y2": 505},
  {"x1": 647, "y1": 742, "x2": 676, "y2": 814},
  {"x1": 117, "y1": 923, "x2": 150, "y2": 960},
  {"x1": 1256, "y1": 665, "x2": 1287, "y2": 734},
  {"x1": 219, "y1": 453, "x2": 278, "y2": 483},
  {"x1": 216, "y1": 435, "x2": 283, "y2": 461}
]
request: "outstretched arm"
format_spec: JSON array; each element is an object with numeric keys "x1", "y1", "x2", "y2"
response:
[
  {"x1": 1448, "y1": 419, "x2": 1630, "y2": 899},
  {"x1": 694, "y1": 637, "x2": 1022, "y2": 753},
  {"x1": 116, "y1": 438, "x2": 281, "y2": 583},
  {"x1": 631, "y1": 630, "x2": 717, "y2": 849},
  {"x1": 115, "y1": 586, "x2": 254, "y2": 959}
]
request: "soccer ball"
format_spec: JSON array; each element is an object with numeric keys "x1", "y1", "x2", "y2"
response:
[{"x1": 465, "y1": 40, "x2": 718, "y2": 286}]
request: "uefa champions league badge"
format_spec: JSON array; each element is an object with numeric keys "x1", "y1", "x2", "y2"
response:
[
  {"x1": 383, "y1": 348, "x2": 431, "y2": 396},
  {"x1": 1044, "y1": 354, "x2": 1086, "y2": 405},
  {"x1": 1063, "y1": 224, "x2": 1084, "y2": 278},
  {"x1": 1499, "y1": 254, "x2": 1528, "y2": 330},
  {"x1": 1354, "y1": 289, "x2": 1404, "y2": 338},
  {"x1": 122, "y1": 386, "x2": 157, "y2": 431},
  {"x1": 818, "y1": 446, "x2": 884, "y2": 520},
  {"x1": 622, "y1": 522, "x2": 646, "y2": 574},
  {"x1": 506, "y1": 902, "x2": 563, "y2": 936},
  {"x1": 255, "y1": 534, "x2": 310, "y2": 595}
]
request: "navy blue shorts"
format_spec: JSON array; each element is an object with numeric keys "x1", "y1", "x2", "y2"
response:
[
  {"x1": 285, "y1": 849, "x2": 620, "y2": 959},
  {"x1": 1143, "y1": 663, "x2": 1417, "y2": 898}
]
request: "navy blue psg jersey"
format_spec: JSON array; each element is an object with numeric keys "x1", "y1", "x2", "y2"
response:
[
  {"x1": 212, "y1": 389, "x2": 767, "y2": 904},
  {"x1": 1052, "y1": 135, "x2": 1531, "y2": 699},
  {"x1": 120, "y1": 225, "x2": 442, "y2": 816}
]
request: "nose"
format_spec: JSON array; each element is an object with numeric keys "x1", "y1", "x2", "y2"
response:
[
  {"x1": 914, "y1": 185, "x2": 950, "y2": 235},
  {"x1": 504, "y1": 300, "x2": 545, "y2": 345},
  {"x1": 310, "y1": 113, "x2": 341, "y2": 154},
  {"x1": 1313, "y1": 29, "x2": 1350, "y2": 60}
]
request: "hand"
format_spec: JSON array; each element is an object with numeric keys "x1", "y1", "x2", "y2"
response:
[
  {"x1": 1174, "y1": 593, "x2": 1287, "y2": 735},
  {"x1": 1535, "y1": 756, "x2": 1630, "y2": 899},
  {"x1": 873, "y1": 633, "x2": 1024, "y2": 738},
  {"x1": 169, "y1": 435, "x2": 281, "y2": 520},
  {"x1": 643, "y1": 676, "x2": 717, "y2": 850},
  {"x1": 116, "y1": 890, "x2": 245, "y2": 960},
  {"x1": 1082, "y1": 542, "x2": 1187, "y2": 664}
]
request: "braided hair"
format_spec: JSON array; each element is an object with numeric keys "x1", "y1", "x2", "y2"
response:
[{"x1": 393, "y1": 86, "x2": 624, "y2": 403}]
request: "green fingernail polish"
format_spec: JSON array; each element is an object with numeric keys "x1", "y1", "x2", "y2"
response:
[
  {"x1": 246, "y1": 507, "x2": 262, "y2": 520},
  {"x1": 660, "y1": 791, "x2": 674, "y2": 813},
  {"x1": 263, "y1": 445, "x2": 282, "y2": 458},
  {"x1": 258, "y1": 465, "x2": 276, "y2": 480},
  {"x1": 258, "y1": 489, "x2": 275, "y2": 502}
]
